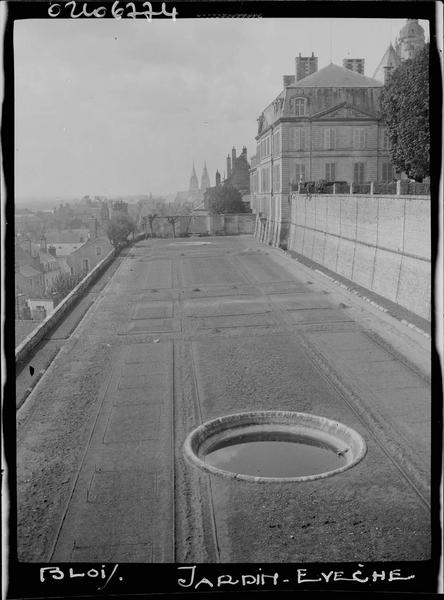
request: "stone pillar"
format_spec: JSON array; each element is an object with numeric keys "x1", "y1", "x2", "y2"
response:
[
  {"x1": 396, "y1": 180, "x2": 401, "y2": 196},
  {"x1": 370, "y1": 181, "x2": 374, "y2": 195},
  {"x1": 350, "y1": 182, "x2": 354, "y2": 195}
]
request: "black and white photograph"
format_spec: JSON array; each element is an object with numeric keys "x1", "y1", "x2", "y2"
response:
[{"x1": 4, "y1": 1, "x2": 442, "y2": 597}]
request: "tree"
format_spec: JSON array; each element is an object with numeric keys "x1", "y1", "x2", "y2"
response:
[
  {"x1": 380, "y1": 44, "x2": 429, "y2": 181},
  {"x1": 166, "y1": 215, "x2": 180, "y2": 238},
  {"x1": 48, "y1": 272, "x2": 84, "y2": 303},
  {"x1": 147, "y1": 214, "x2": 157, "y2": 238},
  {"x1": 204, "y1": 184, "x2": 250, "y2": 214},
  {"x1": 106, "y1": 213, "x2": 136, "y2": 248}
]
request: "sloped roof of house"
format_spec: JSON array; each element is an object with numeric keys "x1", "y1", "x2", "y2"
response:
[
  {"x1": 45, "y1": 229, "x2": 90, "y2": 243},
  {"x1": 18, "y1": 265, "x2": 42, "y2": 278},
  {"x1": 39, "y1": 251, "x2": 59, "y2": 264},
  {"x1": 289, "y1": 63, "x2": 383, "y2": 88},
  {"x1": 53, "y1": 243, "x2": 85, "y2": 256}
]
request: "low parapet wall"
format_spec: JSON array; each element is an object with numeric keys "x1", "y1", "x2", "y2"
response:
[
  {"x1": 15, "y1": 249, "x2": 116, "y2": 365},
  {"x1": 141, "y1": 213, "x2": 255, "y2": 237},
  {"x1": 287, "y1": 194, "x2": 431, "y2": 321}
]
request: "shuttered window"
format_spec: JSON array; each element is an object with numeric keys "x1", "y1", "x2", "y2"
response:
[
  {"x1": 382, "y1": 162, "x2": 394, "y2": 182},
  {"x1": 273, "y1": 164, "x2": 281, "y2": 191},
  {"x1": 290, "y1": 128, "x2": 306, "y2": 150},
  {"x1": 292, "y1": 162, "x2": 306, "y2": 183},
  {"x1": 272, "y1": 131, "x2": 281, "y2": 156},
  {"x1": 260, "y1": 166, "x2": 271, "y2": 192},
  {"x1": 353, "y1": 128, "x2": 367, "y2": 149},
  {"x1": 353, "y1": 162, "x2": 365, "y2": 183},
  {"x1": 325, "y1": 163, "x2": 336, "y2": 181},
  {"x1": 323, "y1": 128, "x2": 336, "y2": 150}
]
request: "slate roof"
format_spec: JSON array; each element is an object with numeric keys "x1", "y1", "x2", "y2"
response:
[
  {"x1": 45, "y1": 229, "x2": 90, "y2": 243},
  {"x1": 289, "y1": 63, "x2": 383, "y2": 88},
  {"x1": 18, "y1": 265, "x2": 42, "y2": 278},
  {"x1": 52, "y1": 243, "x2": 85, "y2": 256}
]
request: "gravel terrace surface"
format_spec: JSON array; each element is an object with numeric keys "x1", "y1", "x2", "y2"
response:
[{"x1": 16, "y1": 235, "x2": 431, "y2": 562}]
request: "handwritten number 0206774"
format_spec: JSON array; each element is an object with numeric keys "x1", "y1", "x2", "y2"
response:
[{"x1": 48, "y1": 1, "x2": 178, "y2": 20}]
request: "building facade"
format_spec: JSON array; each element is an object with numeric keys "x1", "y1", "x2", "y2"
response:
[
  {"x1": 250, "y1": 63, "x2": 392, "y2": 246},
  {"x1": 249, "y1": 19, "x2": 427, "y2": 247}
]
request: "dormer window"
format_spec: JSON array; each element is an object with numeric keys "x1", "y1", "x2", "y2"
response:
[{"x1": 293, "y1": 97, "x2": 306, "y2": 117}]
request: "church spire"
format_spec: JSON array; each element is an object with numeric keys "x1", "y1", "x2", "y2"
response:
[
  {"x1": 200, "y1": 162, "x2": 211, "y2": 191},
  {"x1": 189, "y1": 163, "x2": 199, "y2": 191}
]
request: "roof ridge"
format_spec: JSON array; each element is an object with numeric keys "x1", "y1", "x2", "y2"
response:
[{"x1": 289, "y1": 62, "x2": 382, "y2": 88}]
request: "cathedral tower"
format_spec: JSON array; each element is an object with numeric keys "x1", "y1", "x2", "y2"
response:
[
  {"x1": 200, "y1": 162, "x2": 211, "y2": 191},
  {"x1": 189, "y1": 164, "x2": 199, "y2": 191},
  {"x1": 395, "y1": 19, "x2": 426, "y2": 61}
]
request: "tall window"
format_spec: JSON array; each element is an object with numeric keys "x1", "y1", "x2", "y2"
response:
[
  {"x1": 353, "y1": 128, "x2": 367, "y2": 149},
  {"x1": 323, "y1": 128, "x2": 336, "y2": 150},
  {"x1": 325, "y1": 163, "x2": 336, "y2": 181},
  {"x1": 353, "y1": 162, "x2": 365, "y2": 183},
  {"x1": 293, "y1": 98, "x2": 306, "y2": 116},
  {"x1": 292, "y1": 162, "x2": 306, "y2": 183},
  {"x1": 273, "y1": 164, "x2": 281, "y2": 192},
  {"x1": 82, "y1": 258, "x2": 89, "y2": 271},
  {"x1": 290, "y1": 127, "x2": 306, "y2": 151},
  {"x1": 382, "y1": 162, "x2": 394, "y2": 182},
  {"x1": 272, "y1": 131, "x2": 280, "y2": 156},
  {"x1": 261, "y1": 166, "x2": 271, "y2": 192}
]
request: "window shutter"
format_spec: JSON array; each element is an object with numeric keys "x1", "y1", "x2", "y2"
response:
[
  {"x1": 295, "y1": 128, "x2": 300, "y2": 150},
  {"x1": 300, "y1": 129, "x2": 306, "y2": 150},
  {"x1": 331, "y1": 129, "x2": 336, "y2": 149},
  {"x1": 324, "y1": 128, "x2": 330, "y2": 149}
]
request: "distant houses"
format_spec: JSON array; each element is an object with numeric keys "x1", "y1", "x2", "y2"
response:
[{"x1": 15, "y1": 216, "x2": 113, "y2": 327}]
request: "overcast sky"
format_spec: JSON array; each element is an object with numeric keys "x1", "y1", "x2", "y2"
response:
[{"x1": 15, "y1": 17, "x2": 430, "y2": 201}]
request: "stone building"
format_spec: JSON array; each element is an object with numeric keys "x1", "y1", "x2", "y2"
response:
[
  {"x1": 225, "y1": 146, "x2": 250, "y2": 195},
  {"x1": 394, "y1": 18, "x2": 426, "y2": 61},
  {"x1": 249, "y1": 18, "x2": 427, "y2": 247},
  {"x1": 373, "y1": 19, "x2": 426, "y2": 83}
]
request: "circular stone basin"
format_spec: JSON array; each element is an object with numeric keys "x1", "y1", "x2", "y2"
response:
[{"x1": 184, "y1": 411, "x2": 366, "y2": 482}]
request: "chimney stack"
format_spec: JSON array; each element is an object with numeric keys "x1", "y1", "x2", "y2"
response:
[
  {"x1": 295, "y1": 53, "x2": 318, "y2": 81},
  {"x1": 342, "y1": 58, "x2": 365, "y2": 75},
  {"x1": 226, "y1": 155, "x2": 232, "y2": 178}
]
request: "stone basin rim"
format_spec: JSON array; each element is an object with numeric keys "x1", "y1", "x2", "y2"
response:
[{"x1": 183, "y1": 410, "x2": 367, "y2": 483}]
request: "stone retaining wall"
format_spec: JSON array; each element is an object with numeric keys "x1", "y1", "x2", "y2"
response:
[{"x1": 285, "y1": 193, "x2": 431, "y2": 320}]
